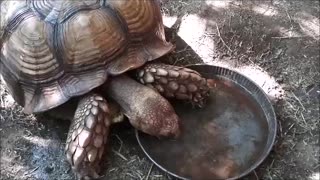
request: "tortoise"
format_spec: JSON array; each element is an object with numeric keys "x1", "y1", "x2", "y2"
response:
[{"x1": 0, "y1": 0, "x2": 211, "y2": 179}]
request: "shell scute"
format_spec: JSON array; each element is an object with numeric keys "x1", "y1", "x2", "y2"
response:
[{"x1": 0, "y1": 0, "x2": 173, "y2": 113}]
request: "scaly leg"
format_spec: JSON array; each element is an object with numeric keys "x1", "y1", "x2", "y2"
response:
[
  {"x1": 136, "y1": 63, "x2": 210, "y2": 107},
  {"x1": 65, "y1": 94, "x2": 112, "y2": 180}
]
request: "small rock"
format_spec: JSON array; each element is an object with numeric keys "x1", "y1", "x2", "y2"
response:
[
  {"x1": 275, "y1": 77, "x2": 284, "y2": 83},
  {"x1": 45, "y1": 166, "x2": 54, "y2": 174}
]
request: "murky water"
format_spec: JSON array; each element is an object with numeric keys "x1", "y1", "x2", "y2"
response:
[{"x1": 138, "y1": 78, "x2": 269, "y2": 180}]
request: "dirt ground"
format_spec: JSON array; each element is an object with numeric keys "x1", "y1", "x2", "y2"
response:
[{"x1": 0, "y1": 0, "x2": 319, "y2": 180}]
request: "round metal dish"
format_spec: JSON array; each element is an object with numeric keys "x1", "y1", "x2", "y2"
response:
[{"x1": 135, "y1": 65, "x2": 277, "y2": 180}]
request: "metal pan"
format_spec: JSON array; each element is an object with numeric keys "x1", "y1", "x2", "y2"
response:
[{"x1": 135, "y1": 65, "x2": 277, "y2": 180}]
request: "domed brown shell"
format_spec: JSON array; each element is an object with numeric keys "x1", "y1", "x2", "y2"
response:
[{"x1": 0, "y1": 0, "x2": 173, "y2": 113}]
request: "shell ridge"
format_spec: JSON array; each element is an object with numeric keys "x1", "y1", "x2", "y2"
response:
[
  {"x1": 102, "y1": 4, "x2": 129, "y2": 37},
  {"x1": 29, "y1": 0, "x2": 101, "y2": 24},
  {"x1": 2, "y1": 8, "x2": 33, "y2": 42},
  {"x1": 0, "y1": 0, "x2": 174, "y2": 113},
  {"x1": 58, "y1": 5, "x2": 101, "y2": 24},
  {"x1": 52, "y1": 23, "x2": 66, "y2": 74}
]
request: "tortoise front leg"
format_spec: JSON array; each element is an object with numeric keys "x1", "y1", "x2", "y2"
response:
[
  {"x1": 135, "y1": 63, "x2": 210, "y2": 107},
  {"x1": 65, "y1": 94, "x2": 112, "y2": 180}
]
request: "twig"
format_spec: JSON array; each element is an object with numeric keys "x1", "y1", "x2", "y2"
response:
[
  {"x1": 108, "y1": 168, "x2": 117, "y2": 173},
  {"x1": 112, "y1": 149, "x2": 128, "y2": 161},
  {"x1": 145, "y1": 163, "x2": 154, "y2": 180},
  {"x1": 253, "y1": 170, "x2": 259, "y2": 180},
  {"x1": 173, "y1": 57, "x2": 184, "y2": 65},
  {"x1": 175, "y1": 45, "x2": 190, "y2": 53},
  {"x1": 278, "y1": 119, "x2": 283, "y2": 137},
  {"x1": 292, "y1": 92, "x2": 306, "y2": 110},
  {"x1": 284, "y1": 123, "x2": 295, "y2": 136},
  {"x1": 127, "y1": 158, "x2": 136, "y2": 164},
  {"x1": 112, "y1": 134, "x2": 123, "y2": 152},
  {"x1": 24, "y1": 166, "x2": 39, "y2": 176},
  {"x1": 269, "y1": 159, "x2": 275, "y2": 169},
  {"x1": 285, "y1": 9, "x2": 293, "y2": 23},
  {"x1": 286, "y1": 100, "x2": 297, "y2": 111},
  {"x1": 135, "y1": 171, "x2": 144, "y2": 180},
  {"x1": 126, "y1": 173, "x2": 137, "y2": 179},
  {"x1": 260, "y1": 50, "x2": 271, "y2": 59},
  {"x1": 290, "y1": 141, "x2": 297, "y2": 150},
  {"x1": 271, "y1": 36, "x2": 312, "y2": 39},
  {"x1": 215, "y1": 23, "x2": 233, "y2": 53},
  {"x1": 284, "y1": 7, "x2": 294, "y2": 36},
  {"x1": 313, "y1": 163, "x2": 320, "y2": 170},
  {"x1": 300, "y1": 112, "x2": 308, "y2": 126}
]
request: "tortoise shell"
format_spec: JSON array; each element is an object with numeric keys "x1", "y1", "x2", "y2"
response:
[{"x1": 0, "y1": 0, "x2": 173, "y2": 113}]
